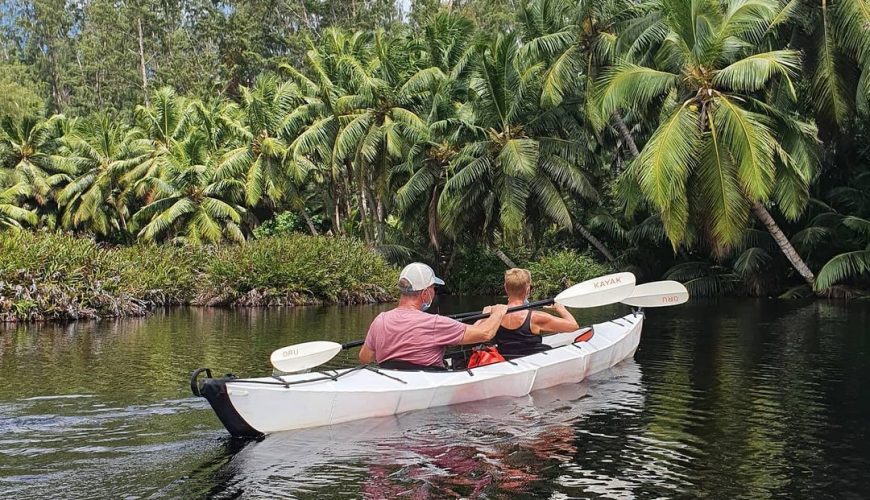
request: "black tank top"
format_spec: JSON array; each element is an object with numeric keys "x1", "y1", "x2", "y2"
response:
[{"x1": 494, "y1": 311, "x2": 549, "y2": 356}]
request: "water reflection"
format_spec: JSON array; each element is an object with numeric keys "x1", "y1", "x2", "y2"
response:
[{"x1": 184, "y1": 362, "x2": 643, "y2": 499}]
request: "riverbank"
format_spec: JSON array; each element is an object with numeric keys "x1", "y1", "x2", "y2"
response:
[{"x1": 0, "y1": 232, "x2": 397, "y2": 322}]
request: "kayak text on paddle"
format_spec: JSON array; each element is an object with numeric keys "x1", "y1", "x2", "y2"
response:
[{"x1": 593, "y1": 276, "x2": 622, "y2": 289}]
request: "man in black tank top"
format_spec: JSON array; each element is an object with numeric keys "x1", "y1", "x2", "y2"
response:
[{"x1": 489, "y1": 268, "x2": 580, "y2": 357}]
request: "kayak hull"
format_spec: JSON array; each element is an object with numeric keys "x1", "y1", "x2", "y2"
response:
[{"x1": 194, "y1": 313, "x2": 643, "y2": 438}]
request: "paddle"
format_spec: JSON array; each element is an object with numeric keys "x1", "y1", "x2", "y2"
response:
[
  {"x1": 270, "y1": 275, "x2": 689, "y2": 373},
  {"x1": 340, "y1": 276, "x2": 685, "y2": 350},
  {"x1": 621, "y1": 280, "x2": 689, "y2": 307},
  {"x1": 270, "y1": 341, "x2": 343, "y2": 373}
]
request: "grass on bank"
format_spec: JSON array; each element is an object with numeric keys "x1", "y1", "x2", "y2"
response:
[
  {"x1": 0, "y1": 231, "x2": 397, "y2": 322},
  {"x1": 0, "y1": 231, "x2": 611, "y2": 322}
]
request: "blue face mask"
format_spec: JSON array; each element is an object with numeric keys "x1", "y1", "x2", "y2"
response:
[{"x1": 421, "y1": 289, "x2": 433, "y2": 311}]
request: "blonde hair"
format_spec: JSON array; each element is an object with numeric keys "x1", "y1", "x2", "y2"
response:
[{"x1": 504, "y1": 268, "x2": 531, "y2": 297}]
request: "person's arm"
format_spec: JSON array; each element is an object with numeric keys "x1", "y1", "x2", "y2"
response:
[
  {"x1": 472, "y1": 305, "x2": 496, "y2": 326},
  {"x1": 459, "y1": 304, "x2": 508, "y2": 344},
  {"x1": 533, "y1": 303, "x2": 579, "y2": 333},
  {"x1": 359, "y1": 316, "x2": 379, "y2": 364},
  {"x1": 358, "y1": 345, "x2": 376, "y2": 364}
]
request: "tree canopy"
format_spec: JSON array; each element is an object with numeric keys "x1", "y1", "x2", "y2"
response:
[{"x1": 2, "y1": 0, "x2": 869, "y2": 296}]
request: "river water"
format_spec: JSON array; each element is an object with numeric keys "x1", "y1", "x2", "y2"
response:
[{"x1": 0, "y1": 298, "x2": 868, "y2": 499}]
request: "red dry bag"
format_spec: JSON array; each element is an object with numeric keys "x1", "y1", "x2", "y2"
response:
[{"x1": 467, "y1": 346, "x2": 506, "y2": 368}]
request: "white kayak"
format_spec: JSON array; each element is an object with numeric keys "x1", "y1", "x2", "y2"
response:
[{"x1": 192, "y1": 312, "x2": 644, "y2": 438}]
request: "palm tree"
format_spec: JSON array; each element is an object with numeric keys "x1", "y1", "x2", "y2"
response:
[
  {"x1": 0, "y1": 115, "x2": 74, "y2": 217},
  {"x1": 281, "y1": 29, "x2": 372, "y2": 237},
  {"x1": 215, "y1": 75, "x2": 304, "y2": 219},
  {"x1": 393, "y1": 12, "x2": 476, "y2": 251},
  {"x1": 131, "y1": 133, "x2": 246, "y2": 245},
  {"x1": 57, "y1": 116, "x2": 149, "y2": 239},
  {"x1": 518, "y1": 0, "x2": 635, "y2": 261},
  {"x1": 440, "y1": 33, "x2": 598, "y2": 246},
  {"x1": 597, "y1": 0, "x2": 818, "y2": 286},
  {"x1": 769, "y1": 0, "x2": 870, "y2": 131},
  {"x1": 333, "y1": 30, "x2": 429, "y2": 244},
  {"x1": 124, "y1": 87, "x2": 198, "y2": 194},
  {"x1": 0, "y1": 184, "x2": 37, "y2": 230}
]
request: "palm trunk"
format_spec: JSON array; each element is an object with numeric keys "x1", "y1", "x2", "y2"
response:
[
  {"x1": 492, "y1": 248, "x2": 518, "y2": 268},
  {"x1": 575, "y1": 222, "x2": 616, "y2": 262},
  {"x1": 374, "y1": 190, "x2": 385, "y2": 244},
  {"x1": 751, "y1": 201, "x2": 815, "y2": 287},
  {"x1": 613, "y1": 111, "x2": 639, "y2": 158},
  {"x1": 328, "y1": 185, "x2": 341, "y2": 235},
  {"x1": 299, "y1": 207, "x2": 318, "y2": 236},
  {"x1": 137, "y1": 18, "x2": 149, "y2": 106},
  {"x1": 428, "y1": 184, "x2": 441, "y2": 250},
  {"x1": 364, "y1": 184, "x2": 380, "y2": 243},
  {"x1": 357, "y1": 181, "x2": 372, "y2": 243}
]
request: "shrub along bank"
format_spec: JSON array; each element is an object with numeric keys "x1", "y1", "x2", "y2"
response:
[
  {"x1": 0, "y1": 231, "x2": 397, "y2": 322},
  {"x1": 0, "y1": 231, "x2": 612, "y2": 323}
]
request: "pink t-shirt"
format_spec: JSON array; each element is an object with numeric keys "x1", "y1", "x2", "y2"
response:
[{"x1": 364, "y1": 308, "x2": 467, "y2": 367}]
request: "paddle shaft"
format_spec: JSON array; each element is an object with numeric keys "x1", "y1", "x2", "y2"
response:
[
  {"x1": 340, "y1": 298, "x2": 555, "y2": 350},
  {"x1": 450, "y1": 298, "x2": 554, "y2": 322}
]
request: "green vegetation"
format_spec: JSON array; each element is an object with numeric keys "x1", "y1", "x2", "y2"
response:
[
  {"x1": 0, "y1": 231, "x2": 396, "y2": 322},
  {"x1": 1, "y1": 0, "x2": 870, "y2": 302},
  {"x1": 200, "y1": 235, "x2": 397, "y2": 306},
  {"x1": 528, "y1": 251, "x2": 613, "y2": 299}
]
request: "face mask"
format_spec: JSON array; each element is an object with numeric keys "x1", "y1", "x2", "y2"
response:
[{"x1": 421, "y1": 289, "x2": 433, "y2": 311}]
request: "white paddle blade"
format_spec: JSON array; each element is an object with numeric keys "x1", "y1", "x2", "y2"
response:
[
  {"x1": 270, "y1": 341, "x2": 342, "y2": 372},
  {"x1": 621, "y1": 280, "x2": 689, "y2": 307},
  {"x1": 554, "y1": 272, "x2": 636, "y2": 308}
]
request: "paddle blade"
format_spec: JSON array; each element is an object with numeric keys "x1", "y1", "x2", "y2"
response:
[
  {"x1": 270, "y1": 341, "x2": 342, "y2": 372},
  {"x1": 555, "y1": 272, "x2": 636, "y2": 308},
  {"x1": 621, "y1": 280, "x2": 689, "y2": 307}
]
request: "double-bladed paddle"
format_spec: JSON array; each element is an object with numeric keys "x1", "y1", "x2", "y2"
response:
[
  {"x1": 337, "y1": 271, "x2": 636, "y2": 351},
  {"x1": 269, "y1": 273, "x2": 689, "y2": 373}
]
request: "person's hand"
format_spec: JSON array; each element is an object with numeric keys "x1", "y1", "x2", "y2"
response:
[
  {"x1": 544, "y1": 303, "x2": 568, "y2": 313},
  {"x1": 482, "y1": 305, "x2": 492, "y2": 314},
  {"x1": 488, "y1": 304, "x2": 508, "y2": 317}
]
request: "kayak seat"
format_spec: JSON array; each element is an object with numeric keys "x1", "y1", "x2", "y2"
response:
[
  {"x1": 574, "y1": 329, "x2": 594, "y2": 342},
  {"x1": 378, "y1": 359, "x2": 448, "y2": 372}
]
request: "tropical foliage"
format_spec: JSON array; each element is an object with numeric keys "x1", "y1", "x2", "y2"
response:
[
  {"x1": 0, "y1": 231, "x2": 397, "y2": 322},
  {"x1": 2, "y1": 0, "x2": 870, "y2": 297}
]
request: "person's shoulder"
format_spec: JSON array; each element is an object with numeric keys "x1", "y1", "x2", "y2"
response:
[
  {"x1": 433, "y1": 313, "x2": 464, "y2": 326},
  {"x1": 529, "y1": 309, "x2": 549, "y2": 323}
]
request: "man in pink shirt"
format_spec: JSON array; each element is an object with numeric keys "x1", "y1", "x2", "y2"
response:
[{"x1": 359, "y1": 263, "x2": 508, "y2": 370}]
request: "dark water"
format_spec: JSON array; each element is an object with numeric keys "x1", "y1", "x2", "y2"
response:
[{"x1": 0, "y1": 298, "x2": 868, "y2": 499}]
